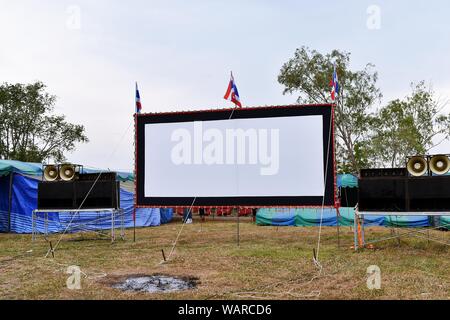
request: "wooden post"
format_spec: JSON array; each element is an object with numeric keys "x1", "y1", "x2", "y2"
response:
[
  {"x1": 49, "y1": 241, "x2": 55, "y2": 258},
  {"x1": 353, "y1": 211, "x2": 358, "y2": 251},
  {"x1": 357, "y1": 215, "x2": 364, "y2": 249},
  {"x1": 354, "y1": 207, "x2": 365, "y2": 250},
  {"x1": 133, "y1": 207, "x2": 136, "y2": 242}
]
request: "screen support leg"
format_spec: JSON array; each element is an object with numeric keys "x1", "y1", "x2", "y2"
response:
[
  {"x1": 121, "y1": 209, "x2": 125, "y2": 240},
  {"x1": 336, "y1": 206, "x2": 341, "y2": 248},
  {"x1": 32, "y1": 210, "x2": 36, "y2": 242},
  {"x1": 111, "y1": 210, "x2": 115, "y2": 243},
  {"x1": 237, "y1": 207, "x2": 240, "y2": 248}
]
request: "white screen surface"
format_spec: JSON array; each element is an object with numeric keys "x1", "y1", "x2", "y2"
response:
[{"x1": 144, "y1": 115, "x2": 325, "y2": 198}]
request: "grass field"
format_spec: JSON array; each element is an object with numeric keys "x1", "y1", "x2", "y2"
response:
[{"x1": 0, "y1": 219, "x2": 449, "y2": 300}]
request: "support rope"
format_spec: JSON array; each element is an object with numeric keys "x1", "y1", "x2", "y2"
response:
[{"x1": 314, "y1": 107, "x2": 334, "y2": 269}]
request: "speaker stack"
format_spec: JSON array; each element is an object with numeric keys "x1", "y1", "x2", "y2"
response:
[
  {"x1": 38, "y1": 164, "x2": 120, "y2": 210},
  {"x1": 358, "y1": 154, "x2": 450, "y2": 212}
]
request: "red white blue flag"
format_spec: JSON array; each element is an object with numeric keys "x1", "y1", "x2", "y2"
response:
[
  {"x1": 224, "y1": 72, "x2": 242, "y2": 108},
  {"x1": 330, "y1": 64, "x2": 340, "y2": 102},
  {"x1": 135, "y1": 82, "x2": 142, "y2": 114}
]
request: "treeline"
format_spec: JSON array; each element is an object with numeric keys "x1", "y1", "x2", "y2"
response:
[
  {"x1": 279, "y1": 47, "x2": 450, "y2": 173},
  {"x1": 0, "y1": 82, "x2": 88, "y2": 163}
]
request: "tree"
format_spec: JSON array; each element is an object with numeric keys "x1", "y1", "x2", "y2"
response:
[
  {"x1": 278, "y1": 46, "x2": 382, "y2": 173},
  {"x1": 370, "y1": 81, "x2": 450, "y2": 167},
  {"x1": 0, "y1": 82, "x2": 88, "y2": 162}
]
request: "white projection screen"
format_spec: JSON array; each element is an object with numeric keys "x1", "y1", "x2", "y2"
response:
[{"x1": 136, "y1": 105, "x2": 335, "y2": 208}]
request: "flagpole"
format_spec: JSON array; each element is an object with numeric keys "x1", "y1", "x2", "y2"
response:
[
  {"x1": 332, "y1": 64, "x2": 341, "y2": 248},
  {"x1": 133, "y1": 111, "x2": 137, "y2": 243},
  {"x1": 133, "y1": 82, "x2": 139, "y2": 243},
  {"x1": 231, "y1": 70, "x2": 241, "y2": 248},
  {"x1": 233, "y1": 71, "x2": 240, "y2": 248}
]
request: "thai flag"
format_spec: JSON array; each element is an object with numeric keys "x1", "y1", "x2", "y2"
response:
[
  {"x1": 135, "y1": 82, "x2": 142, "y2": 114},
  {"x1": 330, "y1": 64, "x2": 340, "y2": 102},
  {"x1": 224, "y1": 72, "x2": 242, "y2": 108}
]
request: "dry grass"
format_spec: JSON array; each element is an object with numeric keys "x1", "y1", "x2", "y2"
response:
[{"x1": 0, "y1": 219, "x2": 449, "y2": 300}]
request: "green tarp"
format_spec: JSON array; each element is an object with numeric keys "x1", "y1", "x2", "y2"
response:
[
  {"x1": 338, "y1": 174, "x2": 358, "y2": 188},
  {"x1": 256, "y1": 207, "x2": 448, "y2": 228},
  {"x1": 439, "y1": 216, "x2": 450, "y2": 229},
  {"x1": 255, "y1": 208, "x2": 437, "y2": 227},
  {"x1": 81, "y1": 167, "x2": 134, "y2": 182},
  {"x1": 0, "y1": 160, "x2": 134, "y2": 182},
  {"x1": 256, "y1": 207, "x2": 373, "y2": 227},
  {"x1": 0, "y1": 160, "x2": 42, "y2": 177}
]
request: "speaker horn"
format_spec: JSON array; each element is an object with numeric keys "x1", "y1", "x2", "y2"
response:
[
  {"x1": 59, "y1": 164, "x2": 76, "y2": 181},
  {"x1": 43, "y1": 165, "x2": 59, "y2": 182},
  {"x1": 429, "y1": 155, "x2": 450, "y2": 175},
  {"x1": 407, "y1": 156, "x2": 428, "y2": 177}
]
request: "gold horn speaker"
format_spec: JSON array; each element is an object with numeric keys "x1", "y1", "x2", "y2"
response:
[
  {"x1": 43, "y1": 165, "x2": 59, "y2": 182},
  {"x1": 429, "y1": 155, "x2": 450, "y2": 175},
  {"x1": 407, "y1": 156, "x2": 428, "y2": 176},
  {"x1": 59, "y1": 164, "x2": 76, "y2": 181}
]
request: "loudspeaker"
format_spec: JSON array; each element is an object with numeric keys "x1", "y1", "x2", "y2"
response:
[
  {"x1": 37, "y1": 174, "x2": 120, "y2": 210},
  {"x1": 359, "y1": 174, "x2": 450, "y2": 212},
  {"x1": 43, "y1": 165, "x2": 59, "y2": 182},
  {"x1": 407, "y1": 156, "x2": 428, "y2": 176},
  {"x1": 429, "y1": 155, "x2": 450, "y2": 175},
  {"x1": 59, "y1": 164, "x2": 77, "y2": 181}
]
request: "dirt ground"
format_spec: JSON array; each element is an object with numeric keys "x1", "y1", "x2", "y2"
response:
[{"x1": 0, "y1": 219, "x2": 449, "y2": 300}]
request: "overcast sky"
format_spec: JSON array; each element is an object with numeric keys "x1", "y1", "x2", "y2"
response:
[{"x1": 1, "y1": 0, "x2": 450, "y2": 171}]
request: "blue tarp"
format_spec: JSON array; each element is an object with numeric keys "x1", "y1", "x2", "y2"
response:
[
  {"x1": 338, "y1": 207, "x2": 386, "y2": 226},
  {"x1": 160, "y1": 208, "x2": 174, "y2": 224},
  {"x1": 0, "y1": 173, "x2": 172, "y2": 234},
  {"x1": 383, "y1": 215, "x2": 431, "y2": 228}
]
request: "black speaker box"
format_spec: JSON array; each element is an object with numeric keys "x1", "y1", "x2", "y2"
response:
[
  {"x1": 359, "y1": 172, "x2": 450, "y2": 212},
  {"x1": 78, "y1": 172, "x2": 117, "y2": 182},
  {"x1": 38, "y1": 182, "x2": 76, "y2": 210},
  {"x1": 407, "y1": 176, "x2": 450, "y2": 211},
  {"x1": 74, "y1": 180, "x2": 120, "y2": 209},
  {"x1": 38, "y1": 180, "x2": 120, "y2": 210},
  {"x1": 358, "y1": 177, "x2": 406, "y2": 211}
]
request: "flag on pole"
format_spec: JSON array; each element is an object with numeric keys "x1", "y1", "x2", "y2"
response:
[
  {"x1": 135, "y1": 82, "x2": 142, "y2": 114},
  {"x1": 330, "y1": 64, "x2": 340, "y2": 102},
  {"x1": 224, "y1": 72, "x2": 242, "y2": 108}
]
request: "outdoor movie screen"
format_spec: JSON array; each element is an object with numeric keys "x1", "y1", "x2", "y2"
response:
[{"x1": 135, "y1": 104, "x2": 335, "y2": 207}]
